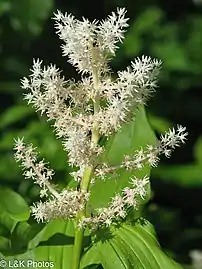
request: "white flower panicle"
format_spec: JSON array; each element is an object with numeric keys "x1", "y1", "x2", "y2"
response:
[
  {"x1": 20, "y1": 9, "x2": 161, "y2": 169},
  {"x1": 21, "y1": 59, "x2": 103, "y2": 168},
  {"x1": 159, "y1": 125, "x2": 188, "y2": 152},
  {"x1": 21, "y1": 56, "x2": 161, "y2": 167},
  {"x1": 14, "y1": 8, "x2": 188, "y2": 228},
  {"x1": 98, "y1": 8, "x2": 129, "y2": 54},
  {"x1": 53, "y1": 8, "x2": 128, "y2": 74}
]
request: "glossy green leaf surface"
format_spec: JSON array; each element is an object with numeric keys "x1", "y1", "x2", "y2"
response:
[
  {"x1": 0, "y1": 105, "x2": 33, "y2": 129},
  {"x1": 2, "y1": 220, "x2": 75, "y2": 269},
  {"x1": 81, "y1": 221, "x2": 183, "y2": 269},
  {"x1": 0, "y1": 187, "x2": 30, "y2": 224}
]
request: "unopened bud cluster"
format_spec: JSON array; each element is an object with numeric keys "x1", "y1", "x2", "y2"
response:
[{"x1": 14, "y1": 8, "x2": 188, "y2": 229}]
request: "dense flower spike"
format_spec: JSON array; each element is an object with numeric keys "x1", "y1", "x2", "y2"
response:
[
  {"x1": 53, "y1": 8, "x2": 128, "y2": 74},
  {"x1": 14, "y1": 8, "x2": 187, "y2": 228}
]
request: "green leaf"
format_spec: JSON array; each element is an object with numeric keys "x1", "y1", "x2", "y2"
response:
[
  {"x1": 0, "y1": 187, "x2": 30, "y2": 222},
  {"x1": 152, "y1": 164, "x2": 202, "y2": 187},
  {"x1": 11, "y1": 222, "x2": 45, "y2": 253},
  {"x1": 81, "y1": 221, "x2": 183, "y2": 269},
  {"x1": 81, "y1": 244, "x2": 101, "y2": 268},
  {"x1": 0, "y1": 210, "x2": 17, "y2": 234},
  {"x1": 0, "y1": 105, "x2": 33, "y2": 129},
  {"x1": 2, "y1": 220, "x2": 75, "y2": 269},
  {"x1": 0, "y1": 223, "x2": 10, "y2": 238},
  {"x1": 0, "y1": 236, "x2": 10, "y2": 253},
  {"x1": 83, "y1": 265, "x2": 102, "y2": 269},
  {"x1": 9, "y1": 0, "x2": 54, "y2": 35},
  {"x1": 87, "y1": 107, "x2": 156, "y2": 210},
  {"x1": 148, "y1": 114, "x2": 172, "y2": 133},
  {"x1": 0, "y1": 0, "x2": 10, "y2": 16},
  {"x1": 123, "y1": 7, "x2": 163, "y2": 57},
  {"x1": 0, "y1": 189, "x2": 30, "y2": 255},
  {"x1": 194, "y1": 136, "x2": 202, "y2": 164}
]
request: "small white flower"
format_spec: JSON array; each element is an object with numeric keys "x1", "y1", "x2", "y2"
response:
[
  {"x1": 130, "y1": 175, "x2": 149, "y2": 199},
  {"x1": 23, "y1": 169, "x2": 35, "y2": 179},
  {"x1": 13, "y1": 137, "x2": 25, "y2": 152}
]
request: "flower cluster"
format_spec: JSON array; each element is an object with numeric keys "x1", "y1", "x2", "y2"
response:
[
  {"x1": 21, "y1": 59, "x2": 103, "y2": 168},
  {"x1": 21, "y1": 8, "x2": 161, "y2": 170},
  {"x1": 122, "y1": 125, "x2": 188, "y2": 169},
  {"x1": 14, "y1": 137, "x2": 55, "y2": 198},
  {"x1": 53, "y1": 8, "x2": 128, "y2": 74},
  {"x1": 14, "y1": 138, "x2": 89, "y2": 222},
  {"x1": 31, "y1": 189, "x2": 89, "y2": 223},
  {"x1": 95, "y1": 56, "x2": 162, "y2": 135},
  {"x1": 79, "y1": 176, "x2": 149, "y2": 229},
  {"x1": 14, "y1": 8, "x2": 188, "y2": 228},
  {"x1": 94, "y1": 125, "x2": 188, "y2": 180}
]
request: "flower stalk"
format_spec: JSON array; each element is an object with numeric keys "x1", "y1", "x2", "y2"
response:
[
  {"x1": 73, "y1": 65, "x2": 100, "y2": 268},
  {"x1": 72, "y1": 167, "x2": 93, "y2": 269},
  {"x1": 13, "y1": 7, "x2": 188, "y2": 269}
]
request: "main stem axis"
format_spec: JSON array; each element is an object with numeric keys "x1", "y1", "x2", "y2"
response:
[{"x1": 72, "y1": 110, "x2": 100, "y2": 269}]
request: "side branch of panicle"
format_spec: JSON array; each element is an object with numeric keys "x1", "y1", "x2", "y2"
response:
[
  {"x1": 93, "y1": 125, "x2": 188, "y2": 180},
  {"x1": 78, "y1": 175, "x2": 149, "y2": 229},
  {"x1": 94, "y1": 56, "x2": 162, "y2": 135},
  {"x1": 13, "y1": 138, "x2": 90, "y2": 223},
  {"x1": 13, "y1": 137, "x2": 57, "y2": 198},
  {"x1": 122, "y1": 125, "x2": 188, "y2": 170}
]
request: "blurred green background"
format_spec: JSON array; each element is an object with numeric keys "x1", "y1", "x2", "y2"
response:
[{"x1": 0, "y1": 0, "x2": 202, "y2": 267}]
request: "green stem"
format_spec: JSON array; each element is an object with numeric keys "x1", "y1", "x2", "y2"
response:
[
  {"x1": 72, "y1": 164, "x2": 98, "y2": 269},
  {"x1": 72, "y1": 45, "x2": 100, "y2": 269},
  {"x1": 72, "y1": 79, "x2": 100, "y2": 269},
  {"x1": 72, "y1": 213, "x2": 84, "y2": 269},
  {"x1": 72, "y1": 131, "x2": 99, "y2": 269},
  {"x1": 72, "y1": 133, "x2": 100, "y2": 268},
  {"x1": 72, "y1": 167, "x2": 93, "y2": 269}
]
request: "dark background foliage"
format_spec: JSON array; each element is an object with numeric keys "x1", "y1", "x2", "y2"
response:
[{"x1": 0, "y1": 0, "x2": 202, "y2": 267}]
